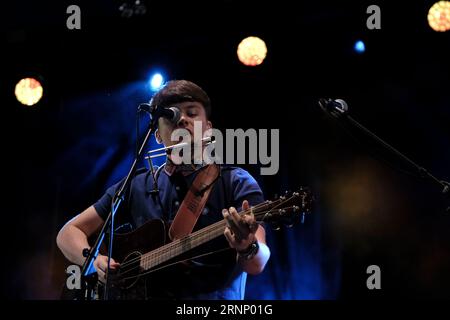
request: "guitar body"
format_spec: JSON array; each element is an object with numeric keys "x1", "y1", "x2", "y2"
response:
[
  {"x1": 103, "y1": 219, "x2": 183, "y2": 300},
  {"x1": 112, "y1": 219, "x2": 167, "y2": 262},
  {"x1": 102, "y1": 219, "x2": 236, "y2": 300}
]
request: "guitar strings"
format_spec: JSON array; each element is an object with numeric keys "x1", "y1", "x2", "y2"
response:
[
  {"x1": 118, "y1": 202, "x2": 298, "y2": 279},
  {"x1": 116, "y1": 194, "x2": 299, "y2": 278},
  {"x1": 116, "y1": 202, "x2": 275, "y2": 277},
  {"x1": 117, "y1": 200, "x2": 277, "y2": 272},
  {"x1": 138, "y1": 201, "x2": 278, "y2": 266},
  {"x1": 120, "y1": 247, "x2": 232, "y2": 282},
  {"x1": 117, "y1": 195, "x2": 297, "y2": 277}
]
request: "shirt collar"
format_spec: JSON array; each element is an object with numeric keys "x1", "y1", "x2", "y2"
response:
[
  {"x1": 164, "y1": 158, "x2": 207, "y2": 177},
  {"x1": 145, "y1": 158, "x2": 209, "y2": 194}
]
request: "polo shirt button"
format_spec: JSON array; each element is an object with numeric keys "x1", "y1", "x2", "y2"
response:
[
  {"x1": 175, "y1": 186, "x2": 180, "y2": 191},
  {"x1": 174, "y1": 201, "x2": 180, "y2": 207}
]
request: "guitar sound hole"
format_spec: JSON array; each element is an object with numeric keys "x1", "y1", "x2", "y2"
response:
[{"x1": 118, "y1": 251, "x2": 142, "y2": 290}]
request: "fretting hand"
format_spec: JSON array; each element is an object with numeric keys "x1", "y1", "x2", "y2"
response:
[{"x1": 222, "y1": 200, "x2": 259, "y2": 252}]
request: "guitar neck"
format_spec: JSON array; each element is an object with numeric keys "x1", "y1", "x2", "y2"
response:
[
  {"x1": 137, "y1": 194, "x2": 302, "y2": 271},
  {"x1": 139, "y1": 219, "x2": 227, "y2": 270}
]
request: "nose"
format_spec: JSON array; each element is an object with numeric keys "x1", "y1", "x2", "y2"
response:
[{"x1": 176, "y1": 112, "x2": 189, "y2": 128}]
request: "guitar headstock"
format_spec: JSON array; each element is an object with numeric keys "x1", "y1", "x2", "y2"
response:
[{"x1": 254, "y1": 187, "x2": 314, "y2": 230}]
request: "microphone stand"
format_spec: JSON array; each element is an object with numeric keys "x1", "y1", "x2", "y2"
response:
[
  {"x1": 80, "y1": 109, "x2": 159, "y2": 300},
  {"x1": 318, "y1": 98, "x2": 450, "y2": 210}
]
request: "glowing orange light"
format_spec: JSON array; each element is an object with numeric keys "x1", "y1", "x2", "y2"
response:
[
  {"x1": 428, "y1": 1, "x2": 450, "y2": 32},
  {"x1": 15, "y1": 78, "x2": 43, "y2": 106},
  {"x1": 237, "y1": 36, "x2": 267, "y2": 66}
]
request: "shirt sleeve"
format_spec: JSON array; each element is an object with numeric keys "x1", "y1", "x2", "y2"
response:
[
  {"x1": 93, "y1": 178, "x2": 125, "y2": 220},
  {"x1": 230, "y1": 168, "x2": 265, "y2": 210}
]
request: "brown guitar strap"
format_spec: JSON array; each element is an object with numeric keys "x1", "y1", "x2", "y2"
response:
[{"x1": 168, "y1": 163, "x2": 220, "y2": 240}]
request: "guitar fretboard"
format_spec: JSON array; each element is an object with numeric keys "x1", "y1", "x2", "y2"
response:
[
  {"x1": 139, "y1": 219, "x2": 227, "y2": 270},
  {"x1": 137, "y1": 194, "x2": 301, "y2": 271}
]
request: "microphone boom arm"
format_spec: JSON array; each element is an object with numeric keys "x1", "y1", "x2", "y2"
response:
[
  {"x1": 80, "y1": 105, "x2": 160, "y2": 299},
  {"x1": 319, "y1": 98, "x2": 450, "y2": 206}
]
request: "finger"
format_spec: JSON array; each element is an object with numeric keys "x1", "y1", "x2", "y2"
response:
[
  {"x1": 222, "y1": 209, "x2": 233, "y2": 230},
  {"x1": 223, "y1": 227, "x2": 235, "y2": 247},
  {"x1": 99, "y1": 258, "x2": 110, "y2": 272},
  {"x1": 228, "y1": 206, "x2": 245, "y2": 228},
  {"x1": 228, "y1": 207, "x2": 251, "y2": 240},
  {"x1": 242, "y1": 200, "x2": 250, "y2": 211},
  {"x1": 99, "y1": 256, "x2": 120, "y2": 270},
  {"x1": 229, "y1": 206, "x2": 245, "y2": 226},
  {"x1": 224, "y1": 208, "x2": 246, "y2": 241},
  {"x1": 222, "y1": 208, "x2": 229, "y2": 220},
  {"x1": 243, "y1": 214, "x2": 259, "y2": 233},
  {"x1": 240, "y1": 202, "x2": 258, "y2": 234},
  {"x1": 109, "y1": 258, "x2": 120, "y2": 269},
  {"x1": 94, "y1": 259, "x2": 105, "y2": 273},
  {"x1": 242, "y1": 201, "x2": 255, "y2": 223},
  {"x1": 223, "y1": 209, "x2": 239, "y2": 235},
  {"x1": 97, "y1": 269, "x2": 106, "y2": 283}
]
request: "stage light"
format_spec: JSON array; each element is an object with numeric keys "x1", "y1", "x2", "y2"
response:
[
  {"x1": 15, "y1": 77, "x2": 43, "y2": 106},
  {"x1": 428, "y1": 1, "x2": 450, "y2": 32},
  {"x1": 237, "y1": 36, "x2": 267, "y2": 66},
  {"x1": 354, "y1": 40, "x2": 366, "y2": 54},
  {"x1": 150, "y1": 73, "x2": 164, "y2": 91}
]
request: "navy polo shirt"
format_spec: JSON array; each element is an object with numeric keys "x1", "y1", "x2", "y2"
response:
[{"x1": 93, "y1": 165, "x2": 264, "y2": 300}]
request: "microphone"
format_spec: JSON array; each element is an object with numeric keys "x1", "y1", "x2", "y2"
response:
[
  {"x1": 139, "y1": 103, "x2": 181, "y2": 124},
  {"x1": 318, "y1": 98, "x2": 349, "y2": 115}
]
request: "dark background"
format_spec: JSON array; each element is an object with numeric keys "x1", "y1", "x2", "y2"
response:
[{"x1": 2, "y1": 0, "x2": 450, "y2": 299}]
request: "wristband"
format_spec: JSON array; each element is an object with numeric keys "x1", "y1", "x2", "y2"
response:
[{"x1": 237, "y1": 241, "x2": 259, "y2": 260}]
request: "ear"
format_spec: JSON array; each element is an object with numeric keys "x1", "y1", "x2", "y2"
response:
[
  {"x1": 155, "y1": 129, "x2": 162, "y2": 144},
  {"x1": 206, "y1": 120, "x2": 212, "y2": 130}
]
